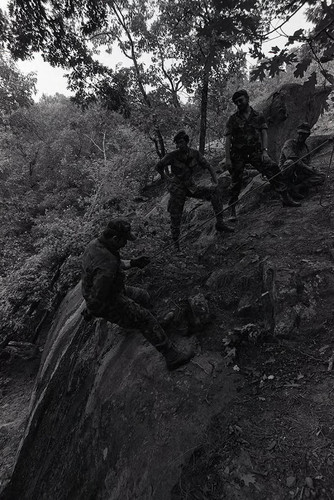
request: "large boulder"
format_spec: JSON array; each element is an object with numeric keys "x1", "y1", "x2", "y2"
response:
[
  {"x1": 255, "y1": 83, "x2": 331, "y2": 161},
  {"x1": 1, "y1": 283, "x2": 237, "y2": 500}
]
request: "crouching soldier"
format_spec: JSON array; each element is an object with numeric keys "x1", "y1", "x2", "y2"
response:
[
  {"x1": 279, "y1": 122, "x2": 325, "y2": 200},
  {"x1": 225, "y1": 89, "x2": 300, "y2": 218},
  {"x1": 81, "y1": 218, "x2": 194, "y2": 370},
  {"x1": 155, "y1": 130, "x2": 234, "y2": 250}
]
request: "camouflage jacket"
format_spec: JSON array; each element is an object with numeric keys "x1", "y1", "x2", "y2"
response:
[
  {"x1": 156, "y1": 147, "x2": 210, "y2": 190},
  {"x1": 225, "y1": 107, "x2": 268, "y2": 151},
  {"x1": 279, "y1": 139, "x2": 310, "y2": 169},
  {"x1": 81, "y1": 237, "x2": 125, "y2": 313}
]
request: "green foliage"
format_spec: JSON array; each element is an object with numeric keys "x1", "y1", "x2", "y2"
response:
[
  {"x1": 6, "y1": 0, "x2": 107, "y2": 61},
  {"x1": 1, "y1": 0, "x2": 334, "y2": 345},
  {"x1": 250, "y1": 2, "x2": 334, "y2": 86},
  {"x1": 0, "y1": 94, "x2": 159, "y2": 343},
  {"x1": 0, "y1": 51, "x2": 36, "y2": 116},
  {"x1": 0, "y1": 0, "x2": 266, "y2": 153},
  {"x1": 3, "y1": 0, "x2": 334, "y2": 107}
]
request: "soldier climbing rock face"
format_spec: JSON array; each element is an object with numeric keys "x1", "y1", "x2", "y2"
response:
[
  {"x1": 155, "y1": 130, "x2": 234, "y2": 250},
  {"x1": 279, "y1": 122, "x2": 325, "y2": 200},
  {"x1": 81, "y1": 218, "x2": 194, "y2": 370},
  {"x1": 224, "y1": 89, "x2": 301, "y2": 218}
]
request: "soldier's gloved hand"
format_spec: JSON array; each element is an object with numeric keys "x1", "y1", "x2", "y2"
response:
[
  {"x1": 262, "y1": 151, "x2": 270, "y2": 162},
  {"x1": 225, "y1": 159, "x2": 232, "y2": 173},
  {"x1": 130, "y1": 256, "x2": 150, "y2": 269}
]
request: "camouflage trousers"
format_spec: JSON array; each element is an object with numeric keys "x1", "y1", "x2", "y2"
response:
[
  {"x1": 92, "y1": 286, "x2": 171, "y2": 353},
  {"x1": 229, "y1": 149, "x2": 286, "y2": 205},
  {"x1": 167, "y1": 183, "x2": 224, "y2": 241},
  {"x1": 281, "y1": 159, "x2": 325, "y2": 191}
]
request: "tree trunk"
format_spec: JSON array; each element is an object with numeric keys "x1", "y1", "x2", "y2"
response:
[
  {"x1": 150, "y1": 128, "x2": 166, "y2": 159},
  {"x1": 199, "y1": 48, "x2": 214, "y2": 156},
  {"x1": 199, "y1": 73, "x2": 209, "y2": 156},
  {"x1": 155, "y1": 128, "x2": 166, "y2": 158}
]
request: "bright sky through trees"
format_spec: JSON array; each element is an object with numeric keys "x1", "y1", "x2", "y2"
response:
[{"x1": 0, "y1": 0, "x2": 312, "y2": 100}]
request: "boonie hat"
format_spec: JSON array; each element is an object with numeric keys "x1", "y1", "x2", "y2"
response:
[
  {"x1": 105, "y1": 218, "x2": 136, "y2": 241},
  {"x1": 297, "y1": 122, "x2": 311, "y2": 134},
  {"x1": 232, "y1": 89, "x2": 249, "y2": 102}
]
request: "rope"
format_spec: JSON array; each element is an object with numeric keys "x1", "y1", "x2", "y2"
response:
[
  {"x1": 150, "y1": 139, "x2": 332, "y2": 260},
  {"x1": 319, "y1": 141, "x2": 334, "y2": 206}
]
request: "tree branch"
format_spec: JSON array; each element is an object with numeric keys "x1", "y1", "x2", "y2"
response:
[
  {"x1": 110, "y1": 1, "x2": 151, "y2": 107},
  {"x1": 307, "y1": 39, "x2": 333, "y2": 85},
  {"x1": 261, "y1": 1, "x2": 306, "y2": 39}
]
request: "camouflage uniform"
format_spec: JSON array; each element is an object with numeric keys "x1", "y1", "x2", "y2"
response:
[
  {"x1": 156, "y1": 148, "x2": 224, "y2": 242},
  {"x1": 279, "y1": 138, "x2": 325, "y2": 192},
  {"x1": 81, "y1": 237, "x2": 171, "y2": 352},
  {"x1": 225, "y1": 107, "x2": 286, "y2": 204}
]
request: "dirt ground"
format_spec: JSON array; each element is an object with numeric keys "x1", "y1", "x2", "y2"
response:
[
  {"x1": 1, "y1": 140, "x2": 334, "y2": 499},
  {"x1": 151, "y1": 141, "x2": 334, "y2": 499},
  {"x1": 170, "y1": 334, "x2": 334, "y2": 499}
]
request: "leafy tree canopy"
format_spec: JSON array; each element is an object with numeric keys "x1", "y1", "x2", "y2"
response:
[
  {"x1": 0, "y1": 51, "x2": 36, "y2": 115},
  {"x1": 3, "y1": 1, "x2": 333, "y2": 82},
  {"x1": 249, "y1": 0, "x2": 334, "y2": 87},
  {"x1": 1, "y1": 0, "x2": 133, "y2": 113},
  {"x1": 1, "y1": 0, "x2": 333, "y2": 151}
]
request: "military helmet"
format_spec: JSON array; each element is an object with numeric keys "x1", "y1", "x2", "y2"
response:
[{"x1": 104, "y1": 218, "x2": 136, "y2": 241}]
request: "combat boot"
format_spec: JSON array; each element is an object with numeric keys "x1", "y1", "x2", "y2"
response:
[
  {"x1": 289, "y1": 186, "x2": 305, "y2": 201},
  {"x1": 215, "y1": 220, "x2": 235, "y2": 233},
  {"x1": 228, "y1": 205, "x2": 237, "y2": 220},
  {"x1": 163, "y1": 344, "x2": 195, "y2": 371},
  {"x1": 280, "y1": 191, "x2": 301, "y2": 207}
]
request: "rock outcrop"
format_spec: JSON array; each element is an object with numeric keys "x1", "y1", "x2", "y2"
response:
[
  {"x1": 256, "y1": 83, "x2": 331, "y2": 161},
  {"x1": 210, "y1": 82, "x2": 331, "y2": 167},
  {"x1": 2, "y1": 90, "x2": 334, "y2": 500},
  {"x1": 1, "y1": 283, "x2": 237, "y2": 500}
]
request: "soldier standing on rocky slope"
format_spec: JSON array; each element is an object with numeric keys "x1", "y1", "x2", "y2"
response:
[
  {"x1": 81, "y1": 218, "x2": 194, "y2": 371},
  {"x1": 224, "y1": 89, "x2": 301, "y2": 218},
  {"x1": 279, "y1": 122, "x2": 325, "y2": 200},
  {"x1": 155, "y1": 130, "x2": 234, "y2": 250}
]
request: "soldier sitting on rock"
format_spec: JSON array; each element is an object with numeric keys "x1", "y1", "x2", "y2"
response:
[
  {"x1": 155, "y1": 130, "x2": 234, "y2": 251},
  {"x1": 81, "y1": 218, "x2": 194, "y2": 371},
  {"x1": 224, "y1": 89, "x2": 301, "y2": 219},
  {"x1": 279, "y1": 122, "x2": 325, "y2": 200}
]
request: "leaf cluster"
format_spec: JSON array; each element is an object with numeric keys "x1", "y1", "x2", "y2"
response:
[
  {"x1": 0, "y1": 92, "x2": 161, "y2": 342},
  {"x1": 250, "y1": 1, "x2": 334, "y2": 87},
  {"x1": 0, "y1": 52, "x2": 36, "y2": 115}
]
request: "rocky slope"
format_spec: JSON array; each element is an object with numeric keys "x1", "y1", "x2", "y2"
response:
[{"x1": 2, "y1": 134, "x2": 334, "y2": 499}]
